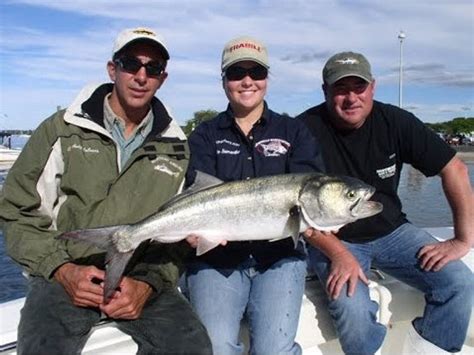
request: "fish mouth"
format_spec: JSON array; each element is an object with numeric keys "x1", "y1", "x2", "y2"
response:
[{"x1": 350, "y1": 189, "x2": 383, "y2": 218}]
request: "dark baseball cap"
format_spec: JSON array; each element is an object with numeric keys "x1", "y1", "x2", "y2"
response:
[{"x1": 323, "y1": 51, "x2": 373, "y2": 85}]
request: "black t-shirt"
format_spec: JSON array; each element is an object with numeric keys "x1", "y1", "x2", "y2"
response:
[{"x1": 298, "y1": 101, "x2": 456, "y2": 242}]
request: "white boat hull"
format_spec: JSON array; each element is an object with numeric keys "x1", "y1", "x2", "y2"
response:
[{"x1": 1, "y1": 227, "x2": 473, "y2": 354}]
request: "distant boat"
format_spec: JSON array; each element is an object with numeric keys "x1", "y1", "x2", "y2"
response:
[
  {"x1": 0, "y1": 146, "x2": 20, "y2": 169},
  {"x1": 0, "y1": 133, "x2": 29, "y2": 169}
]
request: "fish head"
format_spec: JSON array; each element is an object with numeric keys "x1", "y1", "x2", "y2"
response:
[{"x1": 299, "y1": 174, "x2": 383, "y2": 231}]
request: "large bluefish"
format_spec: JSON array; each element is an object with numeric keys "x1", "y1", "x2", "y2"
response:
[{"x1": 58, "y1": 172, "x2": 382, "y2": 302}]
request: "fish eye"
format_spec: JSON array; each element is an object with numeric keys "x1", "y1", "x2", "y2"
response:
[{"x1": 346, "y1": 190, "x2": 356, "y2": 199}]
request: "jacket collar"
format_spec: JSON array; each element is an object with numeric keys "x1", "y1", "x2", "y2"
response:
[
  {"x1": 80, "y1": 83, "x2": 172, "y2": 137},
  {"x1": 64, "y1": 83, "x2": 173, "y2": 138}
]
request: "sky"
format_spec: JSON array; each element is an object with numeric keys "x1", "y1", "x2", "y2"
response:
[{"x1": 0, "y1": 0, "x2": 473, "y2": 130}]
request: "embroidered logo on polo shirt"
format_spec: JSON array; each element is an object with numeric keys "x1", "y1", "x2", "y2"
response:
[
  {"x1": 255, "y1": 139, "x2": 290, "y2": 157},
  {"x1": 216, "y1": 139, "x2": 241, "y2": 155}
]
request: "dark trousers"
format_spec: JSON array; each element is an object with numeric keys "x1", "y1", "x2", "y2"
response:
[{"x1": 18, "y1": 277, "x2": 212, "y2": 355}]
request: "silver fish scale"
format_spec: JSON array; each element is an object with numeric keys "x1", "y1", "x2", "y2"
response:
[
  {"x1": 58, "y1": 172, "x2": 383, "y2": 303},
  {"x1": 126, "y1": 174, "x2": 312, "y2": 245}
]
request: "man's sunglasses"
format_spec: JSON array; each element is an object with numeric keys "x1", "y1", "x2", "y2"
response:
[
  {"x1": 224, "y1": 65, "x2": 268, "y2": 81},
  {"x1": 114, "y1": 56, "x2": 165, "y2": 77}
]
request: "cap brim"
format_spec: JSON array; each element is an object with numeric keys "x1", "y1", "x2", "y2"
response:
[
  {"x1": 326, "y1": 73, "x2": 372, "y2": 86},
  {"x1": 115, "y1": 38, "x2": 170, "y2": 60},
  {"x1": 222, "y1": 57, "x2": 269, "y2": 71}
]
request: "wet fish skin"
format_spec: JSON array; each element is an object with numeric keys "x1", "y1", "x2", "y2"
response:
[{"x1": 58, "y1": 172, "x2": 382, "y2": 303}]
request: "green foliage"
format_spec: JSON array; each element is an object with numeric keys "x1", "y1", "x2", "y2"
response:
[
  {"x1": 180, "y1": 110, "x2": 474, "y2": 137},
  {"x1": 183, "y1": 109, "x2": 219, "y2": 136},
  {"x1": 425, "y1": 117, "x2": 474, "y2": 135}
]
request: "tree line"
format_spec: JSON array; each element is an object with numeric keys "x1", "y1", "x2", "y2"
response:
[
  {"x1": 425, "y1": 117, "x2": 474, "y2": 136},
  {"x1": 2, "y1": 114, "x2": 472, "y2": 138},
  {"x1": 183, "y1": 111, "x2": 474, "y2": 137}
]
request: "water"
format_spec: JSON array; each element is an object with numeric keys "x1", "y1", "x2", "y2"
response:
[
  {"x1": 0, "y1": 234, "x2": 27, "y2": 302},
  {"x1": 397, "y1": 163, "x2": 474, "y2": 227},
  {"x1": 0, "y1": 138, "x2": 472, "y2": 302}
]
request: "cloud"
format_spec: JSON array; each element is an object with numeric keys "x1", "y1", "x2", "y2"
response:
[
  {"x1": 280, "y1": 51, "x2": 333, "y2": 64},
  {"x1": 1, "y1": 0, "x2": 473, "y2": 128}
]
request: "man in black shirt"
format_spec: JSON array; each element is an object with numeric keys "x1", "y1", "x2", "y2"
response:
[{"x1": 298, "y1": 51, "x2": 473, "y2": 354}]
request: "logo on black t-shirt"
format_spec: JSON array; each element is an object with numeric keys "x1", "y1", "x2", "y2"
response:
[{"x1": 376, "y1": 163, "x2": 396, "y2": 179}]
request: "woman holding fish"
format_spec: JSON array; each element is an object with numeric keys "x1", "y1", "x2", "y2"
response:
[{"x1": 184, "y1": 36, "x2": 335, "y2": 355}]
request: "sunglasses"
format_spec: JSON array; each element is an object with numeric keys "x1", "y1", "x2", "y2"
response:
[
  {"x1": 224, "y1": 65, "x2": 268, "y2": 81},
  {"x1": 114, "y1": 56, "x2": 165, "y2": 77},
  {"x1": 331, "y1": 80, "x2": 370, "y2": 95}
]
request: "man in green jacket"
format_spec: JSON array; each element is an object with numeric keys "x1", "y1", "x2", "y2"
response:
[{"x1": 0, "y1": 27, "x2": 211, "y2": 355}]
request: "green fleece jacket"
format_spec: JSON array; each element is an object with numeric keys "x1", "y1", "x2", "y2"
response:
[{"x1": 0, "y1": 83, "x2": 191, "y2": 293}]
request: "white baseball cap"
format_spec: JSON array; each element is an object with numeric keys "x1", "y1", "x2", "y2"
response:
[
  {"x1": 221, "y1": 36, "x2": 269, "y2": 71},
  {"x1": 112, "y1": 27, "x2": 170, "y2": 60}
]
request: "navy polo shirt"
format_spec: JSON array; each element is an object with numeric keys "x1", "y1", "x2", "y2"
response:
[{"x1": 186, "y1": 102, "x2": 324, "y2": 270}]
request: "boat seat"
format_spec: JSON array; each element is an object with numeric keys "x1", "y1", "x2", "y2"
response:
[{"x1": 78, "y1": 278, "x2": 393, "y2": 355}]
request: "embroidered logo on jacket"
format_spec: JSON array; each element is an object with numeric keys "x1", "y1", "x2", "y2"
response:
[
  {"x1": 150, "y1": 156, "x2": 183, "y2": 177},
  {"x1": 67, "y1": 144, "x2": 99, "y2": 154},
  {"x1": 255, "y1": 139, "x2": 290, "y2": 157}
]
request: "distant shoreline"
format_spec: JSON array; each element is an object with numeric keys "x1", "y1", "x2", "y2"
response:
[
  {"x1": 456, "y1": 151, "x2": 474, "y2": 162},
  {"x1": 454, "y1": 146, "x2": 474, "y2": 162}
]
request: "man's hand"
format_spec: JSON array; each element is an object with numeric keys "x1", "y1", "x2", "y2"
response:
[
  {"x1": 326, "y1": 248, "x2": 369, "y2": 300},
  {"x1": 304, "y1": 229, "x2": 368, "y2": 299},
  {"x1": 99, "y1": 277, "x2": 152, "y2": 319},
  {"x1": 54, "y1": 262, "x2": 105, "y2": 308},
  {"x1": 418, "y1": 238, "x2": 471, "y2": 272}
]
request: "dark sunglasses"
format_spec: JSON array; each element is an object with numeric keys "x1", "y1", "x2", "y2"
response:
[
  {"x1": 114, "y1": 56, "x2": 165, "y2": 77},
  {"x1": 331, "y1": 80, "x2": 370, "y2": 95},
  {"x1": 224, "y1": 65, "x2": 268, "y2": 81}
]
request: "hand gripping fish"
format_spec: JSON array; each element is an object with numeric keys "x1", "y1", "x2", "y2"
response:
[{"x1": 58, "y1": 171, "x2": 382, "y2": 303}]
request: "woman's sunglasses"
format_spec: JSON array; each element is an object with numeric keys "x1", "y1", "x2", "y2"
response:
[
  {"x1": 114, "y1": 56, "x2": 165, "y2": 77},
  {"x1": 224, "y1": 65, "x2": 268, "y2": 81}
]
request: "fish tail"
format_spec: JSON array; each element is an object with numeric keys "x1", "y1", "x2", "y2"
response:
[
  {"x1": 57, "y1": 225, "x2": 133, "y2": 304},
  {"x1": 103, "y1": 248, "x2": 134, "y2": 303}
]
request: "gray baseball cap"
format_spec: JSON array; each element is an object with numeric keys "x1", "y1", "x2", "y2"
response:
[{"x1": 323, "y1": 51, "x2": 373, "y2": 85}]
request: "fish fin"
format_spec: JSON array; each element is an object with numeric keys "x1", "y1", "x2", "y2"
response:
[
  {"x1": 57, "y1": 226, "x2": 124, "y2": 250},
  {"x1": 103, "y1": 249, "x2": 134, "y2": 304},
  {"x1": 190, "y1": 170, "x2": 224, "y2": 191},
  {"x1": 195, "y1": 238, "x2": 222, "y2": 256},
  {"x1": 159, "y1": 171, "x2": 224, "y2": 211},
  {"x1": 281, "y1": 205, "x2": 301, "y2": 248}
]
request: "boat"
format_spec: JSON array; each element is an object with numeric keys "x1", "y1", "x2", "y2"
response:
[
  {"x1": 0, "y1": 146, "x2": 20, "y2": 170},
  {"x1": 0, "y1": 227, "x2": 473, "y2": 354}
]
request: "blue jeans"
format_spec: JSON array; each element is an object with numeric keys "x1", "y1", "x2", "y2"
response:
[
  {"x1": 185, "y1": 254, "x2": 307, "y2": 355},
  {"x1": 308, "y1": 223, "x2": 473, "y2": 355},
  {"x1": 18, "y1": 277, "x2": 212, "y2": 355}
]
